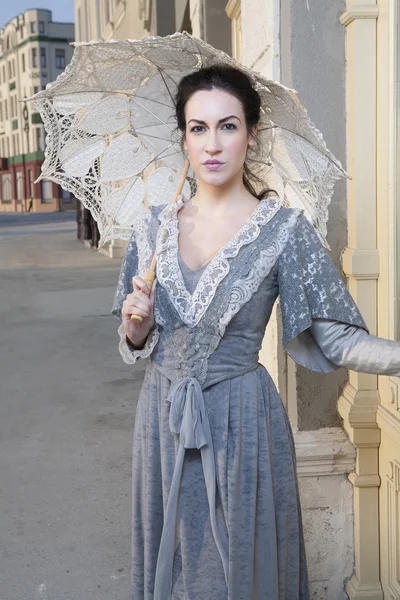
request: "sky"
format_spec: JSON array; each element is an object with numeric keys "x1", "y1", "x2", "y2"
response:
[{"x1": 0, "y1": 0, "x2": 74, "y2": 29}]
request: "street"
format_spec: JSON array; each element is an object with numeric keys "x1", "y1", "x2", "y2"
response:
[{"x1": 0, "y1": 212, "x2": 145, "y2": 600}]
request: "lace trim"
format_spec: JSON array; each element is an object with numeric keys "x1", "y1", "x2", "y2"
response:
[
  {"x1": 117, "y1": 322, "x2": 160, "y2": 364},
  {"x1": 132, "y1": 211, "x2": 153, "y2": 275},
  {"x1": 218, "y1": 209, "x2": 301, "y2": 337},
  {"x1": 156, "y1": 196, "x2": 282, "y2": 327}
]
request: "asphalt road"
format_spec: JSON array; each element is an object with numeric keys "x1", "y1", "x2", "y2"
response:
[{"x1": 0, "y1": 212, "x2": 146, "y2": 600}]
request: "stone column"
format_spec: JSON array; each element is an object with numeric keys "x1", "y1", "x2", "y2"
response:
[{"x1": 338, "y1": 3, "x2": 382, "y2": 599}]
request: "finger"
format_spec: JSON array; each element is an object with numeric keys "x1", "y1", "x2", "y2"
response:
[
  {"x1": 128, "y1": 289, "x2": 149, "y2": 303},
  {"x1": 125, "y1": 296, "x2": 151, "y2": 313},
  {"x1": 123, "y1": 305, "x2": 150, "y2": 319},
  {"x1": 132, "y1": 276, "x2": 149, "y2": 295}
]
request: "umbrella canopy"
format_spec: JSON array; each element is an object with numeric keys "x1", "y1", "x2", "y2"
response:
[{"x1": 27, "y1": 31, "x2": 347, "y2": 247}]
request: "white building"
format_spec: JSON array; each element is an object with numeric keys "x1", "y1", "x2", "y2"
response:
[{"x1": 0, "y1": 9, "x2": 76, "y2": 212}]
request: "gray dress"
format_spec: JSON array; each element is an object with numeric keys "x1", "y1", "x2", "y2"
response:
[{"x1": 112, "y1": 197, "x2": 400, "y2": 600}]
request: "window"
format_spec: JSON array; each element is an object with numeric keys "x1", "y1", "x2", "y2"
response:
[
  {"x1": 8, "y1": 62, "x2": 12, "y2": 79},
  {"x1": 7, "y1": 137, "x2": 10, "y2": 157},
  {"x1": 40, "y1": 48, "x2": 46, "y2": 68},
  {"x1": 77, "y1": 8, "x2": 81, "y2": 41},
  {"x1": 61, "y1": 187, "x2": 71, "y2": 202},
  {"x1": 4, "y1": 100, "x2": 8, "y2": 121},
  {"x1": 36, "y1": 127, "x2": 43, "y2": 151},
  {"x1": 41, "y1": 180, "x2": 53, "y2": 203},
  {"x1": 32, "y1": 48, "x2": 37, "y2": 68},
  {"x1": 104, "y1": 0, "x2": 110, "y2": 24},
  {"x1": 2, "y1": 65, "x2": 5, "y2": 82},
  {"x1": 29, "y1": 169, "x2": 34, "y2": 198},
  {"x1": 55, "y1": 49, "x2": 66, "y2": 69},
  {"x1": 21, "y1": 53, "x2": 25, "y2": 72},
  {"x1": 2, "y1": 173, "x2": 12, "y2": 203},
  {"x1": 1, "y1": 139, "x2": 4, "y2": 157},
  {"x1": 30, "y1": 22, "x2": 36, "y2": 34},
  {"x1": 20, "y1": 25, "x2": 24, "y2": 39},
  {"x1": 226, "y1": 0, "x2": 242, "y2": 60},
  {"x1": 16, "y1": 171, "x2": 23, "y2": 201},
  {"x1": 0, "y1": 103, "x2": 2, "y2": 121},
  {"x1": 12, "y1": 59, "x2": 15, "y2": 78},
  {"x1": 39, "y1": 21, "x2": 45, "y2": 34}
]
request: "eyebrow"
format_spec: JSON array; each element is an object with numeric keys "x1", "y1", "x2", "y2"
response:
[{"x1": 187, "y1": 115, "x2": 241, "y2": 125}]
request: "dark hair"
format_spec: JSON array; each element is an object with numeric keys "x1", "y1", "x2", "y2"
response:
[{"x1": 175, "y1": 65, "x2": 275, "y2": 200}]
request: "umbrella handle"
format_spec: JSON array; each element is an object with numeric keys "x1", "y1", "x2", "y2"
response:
[
  {"x1": 130, "y1": 158, "x2": 190, "y2": 324},
  {"x1": 130, "y1": 265, "x2": 156, "y2": 323}
]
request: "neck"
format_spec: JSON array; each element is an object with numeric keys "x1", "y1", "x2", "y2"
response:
[{"x1": 192, "y1": 171, "x2": 250, "y2": 213}]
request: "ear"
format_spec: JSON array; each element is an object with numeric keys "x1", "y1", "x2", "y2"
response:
[
  {"x1": 248, "y1": 124, "x2": 258, "y2": 147},
  {"x1": 181, "y1": 130, "x2": 187, "y2": 151}
]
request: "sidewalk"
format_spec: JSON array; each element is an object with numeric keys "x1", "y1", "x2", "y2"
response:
[{"x1": 0, "y1": 214, "x2": 145, "y2": 599}]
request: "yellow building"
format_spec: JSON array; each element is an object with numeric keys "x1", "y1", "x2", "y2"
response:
[
  {"x1": 0, "y1": 9, "x2": 76, "y2": 212},
  {"x1": 74, "y1": 0, "x2": 400, "y2": 596}
]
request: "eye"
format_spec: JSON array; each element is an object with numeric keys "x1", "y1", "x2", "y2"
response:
[
  {"x1": 190, "y1": 125, "x2": 206, "y2": 133},
  {"x1": 221, "y1": 123, "x2": 237, "y2": 131}
]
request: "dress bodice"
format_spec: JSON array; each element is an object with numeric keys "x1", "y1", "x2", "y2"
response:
[{"x1": 112, "y1": 195, "x2": 368, "y2": 383}]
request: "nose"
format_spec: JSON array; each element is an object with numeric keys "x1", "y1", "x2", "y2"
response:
[{"x1": 205, "y1": 130, "x2": 222, "y2": 155}]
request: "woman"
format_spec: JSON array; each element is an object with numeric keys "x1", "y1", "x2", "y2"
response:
[{"x1": 112, "y1": 66, "x2": 400, "y2": 600}]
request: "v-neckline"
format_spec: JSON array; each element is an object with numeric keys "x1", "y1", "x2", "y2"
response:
[
  {"x1": 178, "y1": 248, "x2": 211, "y2": 273},
  {"x1": 175, "y1": 199, "x2": 265, "y2": 273},
  {"x1": 156, "y1": 195, "x2": 282, "y2": 328}
]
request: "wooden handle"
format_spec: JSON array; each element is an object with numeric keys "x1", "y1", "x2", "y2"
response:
[
  {"x1": 130, "y1": 159, "x2": 190, "y2": 324},
  {"x1": 130, "y1": 267, "x2": 156, "y2": 323}
]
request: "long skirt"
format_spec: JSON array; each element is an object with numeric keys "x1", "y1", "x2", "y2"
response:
[{"x1": 130, "y1": 362, "x2": 309, "y2": 599}]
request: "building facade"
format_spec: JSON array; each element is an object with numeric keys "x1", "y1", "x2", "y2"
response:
[
  {"x1": 74, "y1": 0, "x2": 400, "y2": 597},
  {"x1": 0, "y1": 9, "x2": 76, "y2": 212}
]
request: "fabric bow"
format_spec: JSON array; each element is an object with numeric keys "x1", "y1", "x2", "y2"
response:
[
  {"x1": 153, "y1": 376, "x2": 229, "y2": 600},
  {"x1": 168, "y1": 377, "x2": 208, "y2": 449}
]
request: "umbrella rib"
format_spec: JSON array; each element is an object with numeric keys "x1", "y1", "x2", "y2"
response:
[
  {"x1": 133, "y1": 124, "x2": 177, "y2": 135},
  {"x1": 130, "y1": 96, "x2": 176, "y2": 134},
  {"x1": 257, "y1": 124, "x2": 344, "y2": 171},
  {"x1": 135, "y1": 132, "x2": 180, "y2": 143},
  {"x1": 106, "y1": 140, "x2": 184, "y2": 225},
  {"x1": 156, "y1": 67, "x2": 177, "y2": 108},
  {"x1": 133, "y1": 94, "x2": 176, "y2": 109},
  {"x1": 155, "y1": 66, "x2": 183, "y2": 89}
]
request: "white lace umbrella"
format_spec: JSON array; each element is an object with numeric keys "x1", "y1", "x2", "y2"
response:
[{"x1": 26, "y1": 31, "x2": 347, "y2": 252}]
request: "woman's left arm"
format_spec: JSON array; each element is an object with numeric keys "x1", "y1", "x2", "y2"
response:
[
  {"x1": 277, "y1": 213, "x2": 399, "y2": 374},
  {"x1": 309, "y1": 319, "x2": 400, "y2": 376}
]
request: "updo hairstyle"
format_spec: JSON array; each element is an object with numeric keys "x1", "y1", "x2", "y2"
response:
[{"x1": 175, "y1": 65, "x2": 275, "y2": 200}]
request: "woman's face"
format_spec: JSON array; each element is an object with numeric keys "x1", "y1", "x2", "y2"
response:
[{"x1": 182, "y1": 88, "x2": 256, "y2": 188}]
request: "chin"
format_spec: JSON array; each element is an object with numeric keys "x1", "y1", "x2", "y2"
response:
[{"x1": 198, "y1": 170, "x2": 238, "y2": 188}]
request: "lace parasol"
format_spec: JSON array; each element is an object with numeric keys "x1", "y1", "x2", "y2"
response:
[{"x1": 26, "y1": 31, "x2": 347, "y2": 248}]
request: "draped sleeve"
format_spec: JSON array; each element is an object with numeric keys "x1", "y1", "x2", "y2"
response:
[
  {"x1": 111, "y1": 232, "x2": 159, "y2": 364},
  {"x1": 277, "y1": 214, "x2": 368, "y2": 372}
]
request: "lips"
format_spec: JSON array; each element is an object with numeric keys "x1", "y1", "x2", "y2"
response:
[{"x1": 203, "y1": 160, "x2": 225, "y2": 171}]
